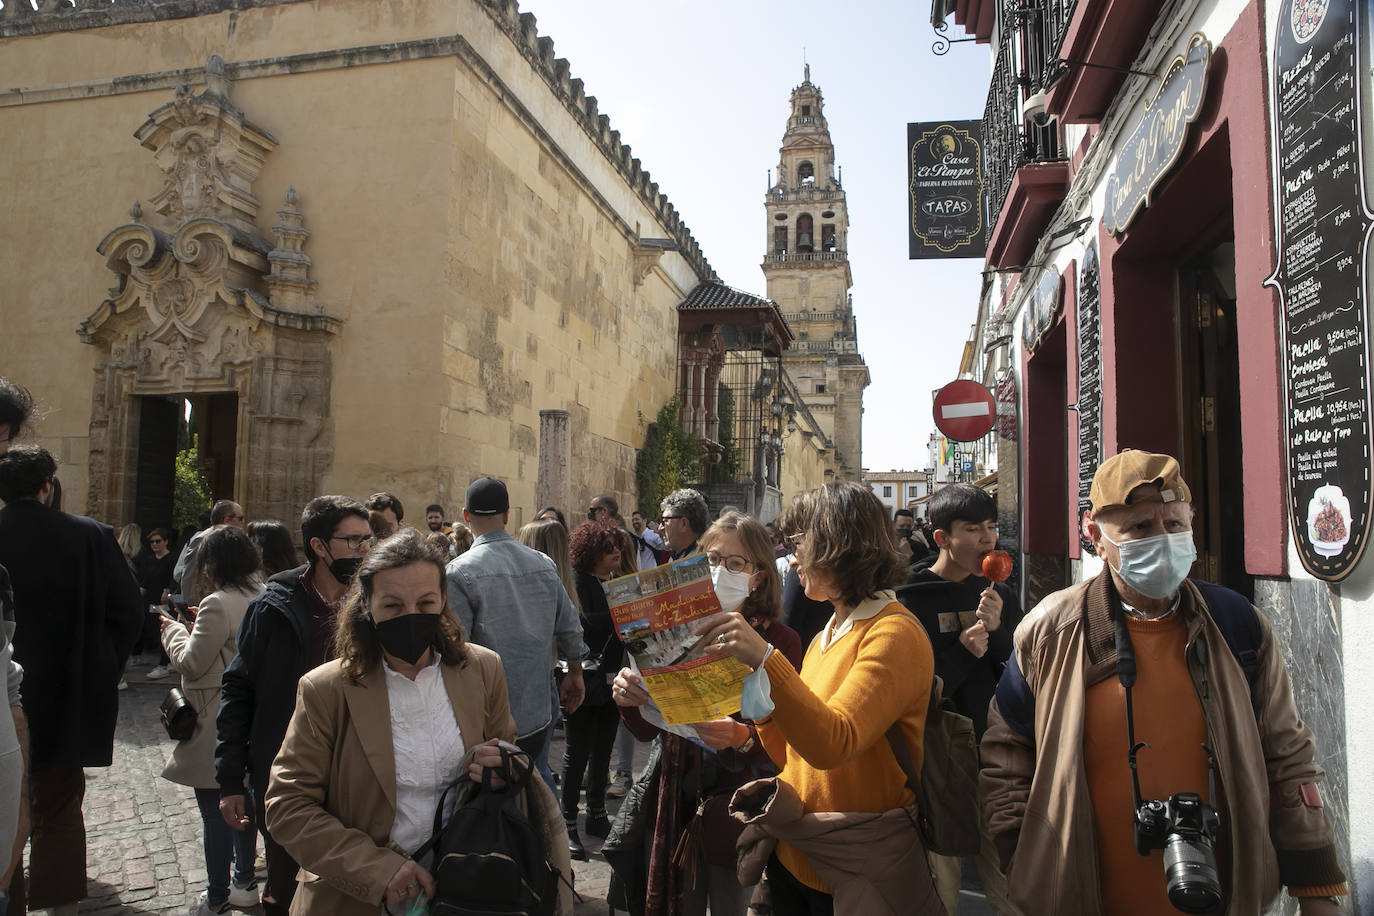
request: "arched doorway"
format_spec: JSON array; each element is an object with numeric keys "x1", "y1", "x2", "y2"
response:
[{"x1": 77, "y1": 59, "x2": 340, "y2": 529}]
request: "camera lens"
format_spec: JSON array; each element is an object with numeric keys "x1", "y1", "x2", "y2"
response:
[{"x1": 1162, "y1": 835, "x2": 1223, "y2": 914}]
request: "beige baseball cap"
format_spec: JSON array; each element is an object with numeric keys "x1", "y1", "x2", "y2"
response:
[{"x1": 1089, "y1": 449, "x2": 1192, "y2": 515}]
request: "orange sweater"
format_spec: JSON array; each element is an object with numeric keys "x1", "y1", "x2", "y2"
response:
[
  {"x1": 757, "y1": 596, "x2": 934, "y2": 892},
  {"x1": 1084, "y1": 613, "x2": 1210, "y2": 915}
]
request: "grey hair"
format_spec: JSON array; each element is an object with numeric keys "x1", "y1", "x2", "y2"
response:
[{"x1": 660, "y1": 488, "x2": 709, "y2": 537}]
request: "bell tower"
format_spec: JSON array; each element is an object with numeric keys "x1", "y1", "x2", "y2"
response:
[{"x1": 763, "y1": 66, "x2": 869, "y2": 480}]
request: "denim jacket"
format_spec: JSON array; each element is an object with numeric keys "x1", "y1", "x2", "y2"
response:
[{"x1": 445, "y1": 531, "x2": 586, "y2": 737}]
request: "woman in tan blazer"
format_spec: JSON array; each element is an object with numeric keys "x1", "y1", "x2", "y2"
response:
[
  {"x1": 159, "y1": 525, "x2": 263, "y2": 914},
  {"x1": 264, "y1": 528, "x2": 567, "y2": 914}
]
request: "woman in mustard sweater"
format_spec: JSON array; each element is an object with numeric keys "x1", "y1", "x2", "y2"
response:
[{"x1": 697, "y1": 481, "x2": 939, "y2": 914}]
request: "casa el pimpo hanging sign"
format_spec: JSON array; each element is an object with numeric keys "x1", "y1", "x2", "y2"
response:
[
  {"x1": 908, "y1": 120, "x2": 987, "y2": 259},
  {"x1": 1103, "y1": 33, "x2": 1212, "y2": 235},
  {"x1": 1265, "y1": 0, "x2": 1373, "y2": 581}
]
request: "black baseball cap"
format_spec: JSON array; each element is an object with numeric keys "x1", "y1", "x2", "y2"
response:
[{"x1": 465, "y1": 477, "x2": 509, "y2": 515}]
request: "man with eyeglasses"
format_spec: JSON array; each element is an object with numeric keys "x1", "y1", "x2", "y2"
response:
[
  {"x1": 658, "y1": 488, "x2": 709, "y2": 560},
  {"x1": 217, "y1": 495, "x2": 371, "y2": 916}
]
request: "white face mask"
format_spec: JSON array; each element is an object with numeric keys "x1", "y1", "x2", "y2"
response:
[
  {"x1": 710, "y1": 565, "x2": 753, "y2": 613},
  {"x1": 1101, "y1": 529, "x2": 1196, "y2": 599}
]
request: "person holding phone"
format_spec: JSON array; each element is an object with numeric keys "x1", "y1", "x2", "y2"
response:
[{"x1": 159, "y1": 526, "x2": 264, "y2": 915}]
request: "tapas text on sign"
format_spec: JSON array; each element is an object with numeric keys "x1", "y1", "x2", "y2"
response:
[
  {"x1": 934, "y1": 380, "x2": 997, "y2": 442},
  {"x1": 1103, "y1": 33, "x2": 1212, "y2": 236},
  {"x1": 1265, "y1": 0, "x2": 1373, "y2": 581},
  {"x1": 908, "y1": 120, "x2": 988, "y2": 259}
]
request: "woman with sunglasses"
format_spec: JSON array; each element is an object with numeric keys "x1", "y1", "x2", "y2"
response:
[{"x1": 608, "y1": 510, "x2": 802, "y2": 916}]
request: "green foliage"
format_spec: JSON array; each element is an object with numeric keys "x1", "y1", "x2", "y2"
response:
[
  {"x1": 172, "y1": 435, "x2": 212, "y2": 531},
  {"x1": 635, "y1": 400, "x2": 701, "y2": 517}
]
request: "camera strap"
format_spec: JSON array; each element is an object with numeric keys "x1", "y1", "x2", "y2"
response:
[
  {"x1": 1114, "y1": 609, "x2": 1220, "y2": 813},
  {"x1": 1112, "y1": 612, "x2": 1148, "y2": 813}
]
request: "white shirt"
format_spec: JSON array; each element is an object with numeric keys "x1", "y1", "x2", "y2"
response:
[
  {"x1": 818, "y1": 589, "x2": 898, "y2": 653},
  {"x1": 385, "y1": 655, "x2": 465, "y2": 858}
]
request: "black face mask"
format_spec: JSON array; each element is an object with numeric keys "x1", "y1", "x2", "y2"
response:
[
  {"x1": 327, "y1": 556, "x2": 363, "y2": 586},
  {"x1": 374, "y1": 612, "x2": 441, "y2": 665}
]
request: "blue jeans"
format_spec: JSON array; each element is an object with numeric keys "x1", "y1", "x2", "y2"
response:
[{"x1": 193, "y1": 787, "x2": 257, "y2": 904}]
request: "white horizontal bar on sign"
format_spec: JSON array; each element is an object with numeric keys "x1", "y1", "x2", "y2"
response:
[{"x1": 941, "y1": 403, "x2": 991, "y2": 419}]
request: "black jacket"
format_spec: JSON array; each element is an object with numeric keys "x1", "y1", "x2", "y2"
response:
[
  {"x1": 0, "y1": 500, "x2": 143, "y2": 768},
  {"x1": 573, "y1": 569, "x2": 626, "y2": 682},
  {"x1": 215, "y1": 563, "x2": 312, "y2": 796},
  {"x1": 895, "y1": 555, "x2": 1021, "y2": 737}
]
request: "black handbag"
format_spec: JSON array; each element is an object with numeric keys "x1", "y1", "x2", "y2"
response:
[
  {"x1": 160, "y1": 687, "x2": 197, "y2": 742},
  {"x1": 556, "y1": 634, "x2": 616, "y2": 707}
]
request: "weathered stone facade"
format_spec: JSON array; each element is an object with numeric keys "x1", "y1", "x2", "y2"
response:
[{"x1": 1, "y1": 0, "x2": 716, "y2": 528}]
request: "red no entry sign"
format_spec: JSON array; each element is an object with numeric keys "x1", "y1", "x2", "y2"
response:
[{"x1": 933, "y1": 380, "x2": 996, "y2": 442}]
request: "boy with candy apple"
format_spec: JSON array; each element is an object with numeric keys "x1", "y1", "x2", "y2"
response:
[{"x1": 896, "y1": 483, "x2": 1022, "y2": 914}]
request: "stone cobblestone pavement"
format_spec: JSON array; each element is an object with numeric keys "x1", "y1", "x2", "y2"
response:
[{"x1": 58, "y1": 670, "x2": 990, "y2": 915}]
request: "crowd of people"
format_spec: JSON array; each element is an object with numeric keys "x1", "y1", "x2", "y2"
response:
[{"x1": 0, "y1": 373, "x2": 1351, "y2": 916}]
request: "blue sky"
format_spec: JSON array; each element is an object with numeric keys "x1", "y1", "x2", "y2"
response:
[{"x1": 526, "y1": 2, "x2": 992, "y2": 473}]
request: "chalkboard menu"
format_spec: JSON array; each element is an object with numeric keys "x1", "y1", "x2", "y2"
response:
[
  {"x1": 908, "y1": 120, "x2": 987, "y2": 259},
  {"x1": 1077, "y1": 242, "x2": 1102, "y2": 554},
  {"x1": 1267, "y1": 0, "x2": 1373, "y2": 580}
]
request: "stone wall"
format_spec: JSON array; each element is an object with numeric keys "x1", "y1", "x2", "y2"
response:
[{"x1": 0, "y1": 0, "x2": 714, "y2": 525}]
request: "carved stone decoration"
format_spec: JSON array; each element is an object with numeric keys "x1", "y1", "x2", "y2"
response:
[
  {"x1": 266, "y1": 188, "x2": 316, "y2": 313},
  {"x1": 135, "y1": 55, "x2": 277, "y2": 234},
  {"x1": 78, "y1": 58, "x2": 340, "y2": 530}
]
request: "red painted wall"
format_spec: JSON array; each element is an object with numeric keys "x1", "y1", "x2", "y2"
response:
[{"x1": 1093, "y1": 2, "x2": 1284, "y2": 575}]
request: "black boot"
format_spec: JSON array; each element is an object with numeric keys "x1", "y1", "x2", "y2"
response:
[
  {"x1": 566, "y1": 819, "x2": 588, "y2": 861},
  {"x1": 585, "y1": 809, "x2": 612, "y2": 838}
]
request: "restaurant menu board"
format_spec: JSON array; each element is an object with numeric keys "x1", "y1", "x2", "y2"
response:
[
  {"x1": 1077, "y1": 242, "x2": 1102, "y2": 554},
  {"x1": 908, "y1": 120, "x2": 988, "y2": 259},
  {"x1": 1266, "y1": 0, "x2": 1374, "y2": 580}
]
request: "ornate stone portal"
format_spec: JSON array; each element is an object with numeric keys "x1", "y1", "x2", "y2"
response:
[{"x1": 78, "y1": 56, "x2": 340, "y2": 527}]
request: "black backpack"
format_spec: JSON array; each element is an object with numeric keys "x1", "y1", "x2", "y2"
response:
[{"x1": 414, "y1": 743, "x2": 560, "y2": 916}]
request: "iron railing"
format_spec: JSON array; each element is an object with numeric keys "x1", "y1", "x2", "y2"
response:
[
  {"x1": 762, "y1": 250, "x2": 847, "y2": 265},
  {"x1": 982, "y1": 0, "x2": 1070, "y2": 233}
]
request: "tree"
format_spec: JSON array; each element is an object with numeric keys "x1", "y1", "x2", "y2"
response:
[
  {"x1": 635, "y1": 400, "x2": 700, "y2": 517},
  {"x1": 173, "y1": 435, "x2": 212, "y2": 531}
]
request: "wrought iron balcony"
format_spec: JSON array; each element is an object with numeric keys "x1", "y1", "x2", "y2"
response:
[{"x1": 982, "y1": 25, "x2": 1067, "y2": 237}]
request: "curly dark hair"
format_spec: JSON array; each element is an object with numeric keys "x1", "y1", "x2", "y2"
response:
[
  {"x1": 776, "y1": 481, "x2": 907, "y2": 608},
  {"x1": 333, "y1": 528, "x2": 467, "y2": 682},
  {"x1": 0, "y1": 378, "x2": 35, "y2": 447},
  {"x1": 568, "y1": 521, "x2": 627, "y2": 574}
]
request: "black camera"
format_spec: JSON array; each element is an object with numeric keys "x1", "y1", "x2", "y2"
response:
[{"x1": 1133, "y1": 791, "x2": 1223, "y2": 914}]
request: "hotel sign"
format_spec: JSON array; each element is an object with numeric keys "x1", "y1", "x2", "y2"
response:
[
  {"x1": 908, "y1": 120, "x2": 988, "y2": 259},
  {"x1": 1103, "y1": 33, "x2": 1212, "y2": 235}
]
